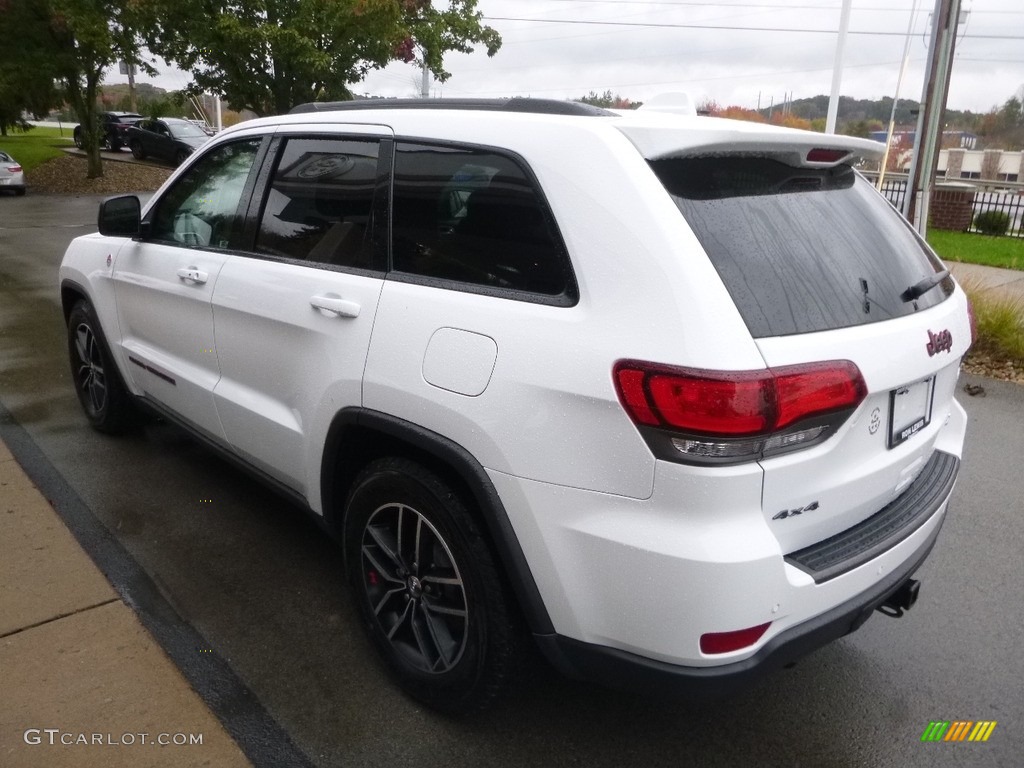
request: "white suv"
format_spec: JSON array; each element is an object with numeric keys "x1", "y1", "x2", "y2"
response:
[{"x1": 59, "y1": 98, "x2": 971, "y2": 713}]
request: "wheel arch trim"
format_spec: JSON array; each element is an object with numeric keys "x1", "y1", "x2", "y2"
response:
[{"x1": 321, "y1": 407, "x2": 555, "y2": 635}]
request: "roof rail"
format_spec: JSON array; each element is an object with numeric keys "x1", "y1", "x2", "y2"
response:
[{"x1": 288, "y1": 97, "x2": 615, "y2": 117}]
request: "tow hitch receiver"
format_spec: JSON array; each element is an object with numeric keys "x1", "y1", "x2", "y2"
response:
[{"x1": 877, "y1": 578, "x2": 920, "y2": 618}]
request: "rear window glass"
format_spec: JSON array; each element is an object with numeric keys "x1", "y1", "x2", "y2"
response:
[{"x1": 650, "y1": 157, "x2": 953, "y2": 338}]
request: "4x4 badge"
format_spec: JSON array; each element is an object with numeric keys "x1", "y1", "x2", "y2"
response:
[
  {"x1": 772, "y1": 501, "x2": 819, "y2": 521},
  {"x1": 926, "y1": 329, "x2": 952, "y2": 356}
]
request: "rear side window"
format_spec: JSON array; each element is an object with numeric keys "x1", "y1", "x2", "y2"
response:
[
  {"x1": 255, "y1": 137, "x2": 379, "y2": 269},
  {"x1": 651, "y1": 157, "x2": 953, "y2": 338},
  {"x1": 392, "y1": 142, "x2": 572, "y2": 299}
]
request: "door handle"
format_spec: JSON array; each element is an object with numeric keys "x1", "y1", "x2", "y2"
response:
[
  {"x1": 177, "y1": 267, "x2": 208, "y2": 284},
  {"x1": 310, "y1": 295, "x2": 361, "y2": 318}
]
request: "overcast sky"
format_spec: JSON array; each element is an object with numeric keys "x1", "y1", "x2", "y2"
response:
[{"x1": 113, "y1": 0, "x2": 1024, "y2": 116}]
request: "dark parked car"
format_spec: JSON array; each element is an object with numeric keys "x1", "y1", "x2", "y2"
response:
[
  {"x1": 73, "y1": 112, "x2": 144, "y2": 151},
  {"x1": 127, "y1": 118, "x2": 211, "y2": 166}
]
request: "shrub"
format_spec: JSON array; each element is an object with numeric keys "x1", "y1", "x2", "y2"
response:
[
  {"x1": 959, "y1": 277, "x2": 1024, "y2": 364},
  {"x1": 974, "y1": 210, "x2": 1011, "y2": 236}
]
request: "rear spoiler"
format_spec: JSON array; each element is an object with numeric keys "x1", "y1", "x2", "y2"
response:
[{"x1": 616, "y1": 118, "x2": 885, "y2": 169}]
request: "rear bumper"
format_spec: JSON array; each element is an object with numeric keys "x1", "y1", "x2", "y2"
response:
[{"x1": 535, "y1": 507, "x2": 944, "y2": 700}]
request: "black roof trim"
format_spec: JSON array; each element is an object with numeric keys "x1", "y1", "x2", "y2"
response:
[{"x1": 289, "y1": 97, "x2": 616, "y2": 117}]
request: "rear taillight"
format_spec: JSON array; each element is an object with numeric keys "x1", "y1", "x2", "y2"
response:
[
  {"x1": 7, "y1": 164, "x2": 21, "y2": 173},
  {"x1": 613, "y1": 360, "x2": 866, "y2": 465}
]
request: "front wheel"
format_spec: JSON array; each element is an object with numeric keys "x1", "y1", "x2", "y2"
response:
[
  {"x1": 343, "y1": 458, "x2": 522, "y2": 714},
  {"x1": 130, "y1": 140, "x2": 146, "y2": 160},
  {"x1": 175, "y1": 149, "x2": 189, "y2": 167},
  {"x1": 67, "y1": 301, "x2": 138, "y2": 434}
]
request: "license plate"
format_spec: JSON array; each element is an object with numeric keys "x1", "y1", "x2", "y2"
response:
[{"x1": 888, "y1": 377, "x2": 934, "y2": 448}]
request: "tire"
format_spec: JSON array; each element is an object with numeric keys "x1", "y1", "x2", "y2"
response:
[
  {"x1": 175, "y1": 150, "x2": 189, "y2": 167},
  {"x1": 109, "y1": 136, "x2": 122, "y2": 152},
  {"x1": 343, "y1": 457, "x2": 522, "y2": 714},
  {"x1": 130, "y1": 140, "x2": 146, "y2": 160},
  {"x1": 67, "y1": 301, "x2": 138, "y2": 434},
  {"x1": 73, "y1": 128, "x2": 84, "y2": 149},
  {"x1": 15, "y1": 187, "x2": 26, "y2": 196}
]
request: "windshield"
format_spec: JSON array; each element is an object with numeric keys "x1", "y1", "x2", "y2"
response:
[
  {"x1": 169, "y1": 122, "x2": 209, "y2": 139},
  {"x1": 650, "y1": 156, "x2": 953, "y2": 338}
]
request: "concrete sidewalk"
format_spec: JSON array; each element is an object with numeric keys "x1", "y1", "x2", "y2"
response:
[
  {"x1": 948, "y1": 261, "x2": 1024, "y2": 311},
  {"x1": 0, "y1": 438, "x2": 252, "y2": 768}
]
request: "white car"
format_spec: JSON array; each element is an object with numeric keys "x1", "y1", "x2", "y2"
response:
[
  {"x1": 58, "y1": 98, "x2": 972, "y2": 713},
  {"x1": 0, "y1": 151, "x2": 26, "y2": 195}
]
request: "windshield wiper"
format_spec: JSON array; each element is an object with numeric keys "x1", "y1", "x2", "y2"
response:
[{"x1": 901, "y1": 269, "x2": 949, "y2": 303}]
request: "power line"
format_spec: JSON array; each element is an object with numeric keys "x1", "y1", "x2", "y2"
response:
[
  {"x1": 522, "y1": 0, "x2": 1024, "y2": 12},
  {"x1": 483, "y1": 15, "x2": 1024, "y2": 40}
]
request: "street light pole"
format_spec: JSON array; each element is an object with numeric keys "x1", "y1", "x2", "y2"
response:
[
  {"x1": 902, "y1": 0, "x2": 963, "y2": 236},
  {"x1": 825, "y1": 0, "x2": 853, "y2": 134}
]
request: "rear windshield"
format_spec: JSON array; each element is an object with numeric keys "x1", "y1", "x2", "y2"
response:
[{"x1": 650, "y1": 156, "x2": 953, "y2": 338}]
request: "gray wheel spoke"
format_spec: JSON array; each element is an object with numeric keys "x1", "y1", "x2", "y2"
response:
[
  {"x1": 364, "y1": 522, "x2": 404, "y2": 574},
  {"x1": 386, "y1": 599, "x2": 414, "y2": 640},
  {"x1": 409, "y1": 605, "x2": 437, "y2": 667},
  {"x1": 413, "y1": 514, "x2": 424, "y2": 575},
  {"x1": 419, "y1": 602, "x2": 458, "y2": 670},
  {"x1": 373, "y1": 586, "x2": 406, "y2": 617},
  {"x1": 362, "y1": 545, "x2": 404, "y2": 585},
  {"x1": 421, "y1": 597, "x2": 467, "y2": 619},
  {"x1": 88, "y1": 376, "x2": 107, "y2": 412},
  {"x1": 74, "y1": 330, "x2": 89, "y2": 362}
]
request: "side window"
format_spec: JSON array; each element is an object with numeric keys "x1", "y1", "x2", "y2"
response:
[
  {"x1": 392, "y1": 142, "x2": 570, "y2": 297},
  {"x1": 255, "y1": 137, "x2": 379, "y2": 268},
  {"x1": 150, "y1": 139, "x2": 260, "y2": 249}
]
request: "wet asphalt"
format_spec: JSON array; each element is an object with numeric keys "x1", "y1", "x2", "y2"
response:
[{"x1": 0, "y1": 192, "x2": 1021, "y2": 767}]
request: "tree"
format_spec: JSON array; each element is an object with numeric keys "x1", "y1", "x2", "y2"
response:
[
  {"x1": 1, "y1": 0, "x2": 148, "y2": 177},
  {"x1": 578, "y1": 90, "x2": 640, "y2": 110},
  {"x1": 0, "y1": 0, "x2": 60, "y2": 135},
  {"x1": 145, "y1": 0, "x2": 500, "y2": 116}
]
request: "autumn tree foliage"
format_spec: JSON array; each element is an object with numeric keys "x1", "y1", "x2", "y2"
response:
[
  {"x1": 143, "y1": 0, "x2": 501, "y2": 116},
  {"x1": 578, "y1": 90, "x2": 641, "y2": 109},
  {"x1": 698, "y1": 99, "x2": 815, "y2": 131}
]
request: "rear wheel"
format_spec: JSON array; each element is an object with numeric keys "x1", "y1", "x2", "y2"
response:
[
  {"x1": 67, "y1": 301, "x2": 138, "y2": 434},
  {"x1": 15, "y1": 187, "x2": 25, "y2": 196},
  {"x1": 73, "y1": 128, "x2": 84, "y2": 149},
  {"x1": 343, "y1": 458, "x2": 522, "y2": 714}
]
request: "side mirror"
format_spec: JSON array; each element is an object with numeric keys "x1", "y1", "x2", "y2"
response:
[{"x1": 98, "y1": 195, "x2": 141, "y2": 237}]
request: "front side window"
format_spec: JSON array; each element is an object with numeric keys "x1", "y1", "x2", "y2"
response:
[
  {"x1": 392, "y1": 142, "x2": 572, "y2": 298},
  {"x1": 254, "y1": 137, "x2": 379, "y2": 268},
  {"x1": 150, "y1": 139, "x2": 261, "y2": 249}
]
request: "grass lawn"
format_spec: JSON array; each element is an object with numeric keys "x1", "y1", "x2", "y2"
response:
[
  {"x1": 927, "y1": 229, "x2": 1024, "y2": 271},
  {"x1": 0, "y1": 125, "x2": 75, "y2": 172}
]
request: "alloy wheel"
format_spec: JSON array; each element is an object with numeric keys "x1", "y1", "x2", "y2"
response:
[
  {"x1": 73, "y1": 322, "x2": 107, "y2": 415},
  {"x1": 360, "y1": 502, "x2": 469, "y2": 674}
]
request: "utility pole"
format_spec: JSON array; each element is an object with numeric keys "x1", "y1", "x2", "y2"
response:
[
  {"x1": 421, "y1": 58, "x2": 430, "y2": 98},
  {"x1": 877, "y1": 0, "x2": 921, "y2": 191},
  {"x1": 902, "y1": 0, "x2": 963, "y2": 235},
  {"x1": 825, "y1": 0, "x2": 853, "y2": 134}
]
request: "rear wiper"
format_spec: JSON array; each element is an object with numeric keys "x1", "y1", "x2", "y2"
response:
[{"x1": 901, "y1": 270, "x2": 949, "y2": 303}]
